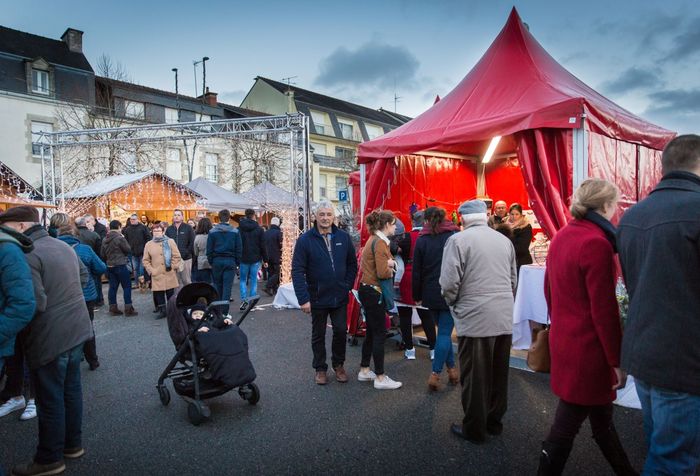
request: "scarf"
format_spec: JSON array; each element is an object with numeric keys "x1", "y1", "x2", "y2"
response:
[
  {"x1": 583, "y1": 210, "x2": 617, "y2": 252},
  {"x1": 154, "y1": 236, "x2": 172, "y2": 269},
  {"x1": 510, "y1": 215, "x2": 530, "y2": 230},
  {"x1": 419, "y1": 219, "x2": 460, "y2": 236}
]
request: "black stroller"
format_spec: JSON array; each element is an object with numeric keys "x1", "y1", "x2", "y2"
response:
[{"x1": 156, "y1": 283, "x2": 260, "y2": 425}]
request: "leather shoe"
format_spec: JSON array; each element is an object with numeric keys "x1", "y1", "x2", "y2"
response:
[
  {"x1": 315, "y1": 371, "x2": 328, "y2": 385},
  {"x1": 334, "y1": 366, "x2": 348, "y2": 383},
  {"x1": 450, "y1": 423, "x2": 485, "y2": 444}
]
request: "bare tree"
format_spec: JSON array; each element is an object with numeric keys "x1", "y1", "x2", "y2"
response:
[{"x1": 223, "y1": 132, "x2": 289, "y2": 192}]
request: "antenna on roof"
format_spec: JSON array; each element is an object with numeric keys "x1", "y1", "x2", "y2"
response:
[
  {"x1": 393, "y1": 78, "x2": 402, "y2": 113},
  {"x1": 280, "y1": 76, "x2": 298, "y2": 91}
]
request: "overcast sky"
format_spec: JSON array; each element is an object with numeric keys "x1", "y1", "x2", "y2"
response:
[{"x1": 3, "y1": 0, "x2": 698, "y2": 133}]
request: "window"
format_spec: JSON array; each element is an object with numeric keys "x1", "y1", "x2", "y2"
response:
[
  {"x1": 335, "y1": 176, "x2": 348, "y2": 193},
  {"x1": 335, "y1": 147, "x2": 354, "y2": 162},
  {"x1": 310, "y1": 142, "x2": 327, "y2": 156},
  {"x1": 197, "y1": 113, "x2": 211, "y2": 122},
  {"x1": 32, "y1": 69, "x2": 50, "y2": 95},
  {"x1": 365, "y1": 123, "x2": 384, "y2": 140},
  {"x1": 166, "y1": 148, "x2": 181, "y2": 180},
  {"x1": 339, "y1": 122, "x2": 353, "y2": 140},
  {"x1": 124, "y1": 100, "x2": 145, "y2": 120},
  {"x1": 165, "y1": 108, "x2": 179, "y2": 124},
  {"x1": 319, "y1": 174, "x2": 327, "y2": 198},
  {"x1": 310, "y1": 110, "x2": 329, "y2": 135},
  {"x1": 31, "y1": 121, "x2": 53, "y2": 157},
  {"x1": 205, "y1": 153, "x2": 218, "y2": 182}
]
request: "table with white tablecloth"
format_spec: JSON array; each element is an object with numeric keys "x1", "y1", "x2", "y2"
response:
[{"x1": 512, "y1": 265, "x2": 548, "y2": 350}]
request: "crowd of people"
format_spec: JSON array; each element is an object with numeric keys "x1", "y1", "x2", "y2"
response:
[{"x1": 1, "y1": 134, "x2": 699, "y2": 475}]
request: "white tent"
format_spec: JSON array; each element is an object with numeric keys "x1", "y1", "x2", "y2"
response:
[
  {"x1": 185, "y1": 177, "x2": 257, "y2": 212},
  {"x1": 241, "y1": 182, "x2": 300, "y2": 211}
]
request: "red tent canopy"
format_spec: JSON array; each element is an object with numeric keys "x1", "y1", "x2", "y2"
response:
[{"x1": 359, "y1": 8, "x2": 673, "y2": 163}]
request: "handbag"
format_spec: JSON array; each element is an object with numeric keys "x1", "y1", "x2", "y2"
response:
[{"x1": 527, "y1": 325, "x2": 550, "y2": 373}]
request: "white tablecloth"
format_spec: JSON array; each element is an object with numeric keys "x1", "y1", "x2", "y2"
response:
[
  {"x1": 512, "y1": 265, "x2": 548, "y2": 350},
  {"x1": 272, "y1": 282, "x2": 300, "y2": 309}
]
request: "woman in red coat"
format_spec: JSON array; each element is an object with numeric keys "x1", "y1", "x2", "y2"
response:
[{"x1": 538, "y1": 179, "x2": 637, "y2": 476}]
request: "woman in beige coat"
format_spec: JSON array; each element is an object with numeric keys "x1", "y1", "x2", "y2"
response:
[{"x1": 143, "y1": 223, "x2": 182, "y2": 319}]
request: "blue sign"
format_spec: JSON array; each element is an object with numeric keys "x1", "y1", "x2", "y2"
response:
[{"x1": 338, "y1": 189, "x2": 348, "y2": 202}]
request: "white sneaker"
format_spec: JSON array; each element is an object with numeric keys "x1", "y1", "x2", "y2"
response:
[
  {"x1": 0, "y1": 396, "x2": 26, "y2": 418},
  {"x1": 374, "y1": 375, "x2": 402, "y2": 390},
  {"x1": 404, "y1": 348, "x2": 416, "y2": 360},
  {"x1": 430, "y1": 350, "x2": 435, "y2": 361},
  {"x1": 357, "y1": 369, "x2": 377, "y2": 382},
  {"x1": 20, "y1": 399, "x2": 36, "y2": 421}
]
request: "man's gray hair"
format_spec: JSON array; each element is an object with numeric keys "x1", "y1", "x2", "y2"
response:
[
  {"x1": 313, "y1": 200, "x2": 336, "y2": 215},
  {"x1": 75, "y1": 216, "x2": 87, "y2": 227}
]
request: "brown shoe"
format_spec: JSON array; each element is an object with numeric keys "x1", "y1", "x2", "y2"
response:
[
  {"x1": 447, "y1": 366, "x2": 459, "y2": 385},
  {"x1": 428, "y1": 372, "x2": 441, "y2": 391},
  {"x1": 124, "y1": 305, "x2": 138, "y2": 316},
  {"x1": 334, "y1": 366, "x2": 348, "y2": 383},
  {"x1": 315, "y1": 371, "x2": 328, "y2": 385},
  {"x1": 11, "y1": 460, "x2": 66, "y2": 476},
  {"x1": 108, "y1": 304, "x2": 123, "y2": 316}
]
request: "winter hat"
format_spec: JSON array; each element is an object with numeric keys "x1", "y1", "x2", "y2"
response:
[
  {"x1": 394, "y1": 218, "x2": 405, "y2": 235},
  {"x1": 411, "y1": 210, "x2": 424, "y2": 227},
  {"x1": 189, "y1": 304, "x2": 208, "y2": 315},
  {"x1": 458, "y1": 199, "x2": 487, "y2": 216},
  {"x1": 270, "y1": 217, "x2": 280, "y2": 226},
  {"x1": 0, "y1": 205, "x2": 39, "y2": 224}
]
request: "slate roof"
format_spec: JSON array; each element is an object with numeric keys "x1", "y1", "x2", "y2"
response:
[
  {"x1": 256, "y1": 76, "x2": 410, "y2": 127},
  {"x1": 0, "y1": 25, "x2": 93, "y2": 72}
]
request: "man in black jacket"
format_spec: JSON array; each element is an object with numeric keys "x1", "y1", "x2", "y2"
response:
[
  {"x1": 166, "y1": 209, "x2": 195, "y2": 287},
  {"x1": 238, "y1": 209, "x2": 267, "y2": 310},
  {"x1": 263, "y1": 217, "x2": 283, "y2": 296},
  {"x1": 617, "y1": 134, "x2": 700, "y2": 475},
  {"x1": 76, "y1": 215, "x2": 104, "y2": 307},
  {"x1": 122, "y1": 214, "x2": 151, "y2": 287}
]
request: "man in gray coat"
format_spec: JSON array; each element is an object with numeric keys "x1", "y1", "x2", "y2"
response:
[
  {"x1": 439, "y1": 199, "x2": 517, "y2": 444},
  {"x1": 1, "y1": 206, "x2": 92, "y2": 476}
]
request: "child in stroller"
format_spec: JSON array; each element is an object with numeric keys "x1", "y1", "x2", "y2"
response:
[{"x1": 157, "y1": 283, "x2": 260, "y2": 425}]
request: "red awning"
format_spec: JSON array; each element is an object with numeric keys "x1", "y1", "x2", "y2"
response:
[{"x1": 358, "y1": 8, "x2": 674, "y2": 163}]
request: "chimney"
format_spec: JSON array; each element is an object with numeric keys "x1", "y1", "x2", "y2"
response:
[
  {"x1": 61, "y1": 28, "x2": 84, "y2": 54},
  {"x1": 204, "y1": 87, "x2": 218, "y2": 107}
]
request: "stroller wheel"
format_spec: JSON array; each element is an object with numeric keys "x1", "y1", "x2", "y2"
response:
[
  {"x1": 239, "y1": 383, "x2": 260, "y2": 405},
  {"x1": 158, "y1": 385, "x2": 170, "y2": 406},
  {"x1": 187, "y1": 401, "x2": 208, "y2": 426}
]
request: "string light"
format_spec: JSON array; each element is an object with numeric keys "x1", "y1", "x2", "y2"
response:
[{"x1": 278, "y1": 207, "x2": 300, "y2": 284}]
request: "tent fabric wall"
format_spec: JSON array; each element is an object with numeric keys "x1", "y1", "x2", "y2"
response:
[
  {"x1": 638, "y1": 146, "x2": 663, "y2": 199},
  {"x1": 515, "y1": 129, "x2": 573, "y2": 239},
  {"x1": 484, "y1": 158, "x2": 530, "y2": 209}
]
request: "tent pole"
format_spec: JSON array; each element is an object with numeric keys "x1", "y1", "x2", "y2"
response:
[
  {"x1": 359, "y1": 163, "x2": 366, "y2": 226},
  {"x1": 572, "y1": 116, "x2": 588, "y2": 189}
]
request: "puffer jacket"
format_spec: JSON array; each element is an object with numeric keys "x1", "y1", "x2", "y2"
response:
[
  {"x1": 238, "y1": 218, "x2": 267, "y2": 264},
  {"x1": 101, "y1": 230, "x2": 131, "y2": 266},
  {"x1": 57, "y1": 234, "x2": 107, "y2": 302},
  {"x1": 0, "y1": 225, "x2": 35, "y2": 359}
]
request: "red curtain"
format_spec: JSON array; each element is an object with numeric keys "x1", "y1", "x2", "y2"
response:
[
  {"x1": 515, "y1": 129, "x2": 573, "y2": 238},
  {"x1": 484, "y1": 158, "x2": 530, "y2": 209}
]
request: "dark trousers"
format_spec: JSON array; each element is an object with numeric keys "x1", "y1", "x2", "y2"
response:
[
  {"x1": 311, "y1": 305, "x2": 348, "y2": 371},
  {"x1": 212, "y1": 259, "x2": 236, "y2": 314},
  {"x1": 192, "y1": 267, "x2": 213, "y2": 285},
  {"x1": 83, "y1": 301, "x2": 97, "y2": 365},
  {"x1": 266, "y1": 262, "x2": 280, "y2": 292},
  {"x1": 107, "y1": 264, "x2": 132, "y2": 305},
  {"x1": 32, "y1": 343, "x2": 84, "y2": 464},
  {"x1": 546, "y1": 399, "x2": 614, "y2": 444},
  {"x1": 398, "y1": 306, "x2": 436, "y2": 350},
  {"x1": 93, "y1": 274, "x2": 104, "y2": 305},
  {"x1": 359, "y1": 285, "x2": 387, "y2": 375},
  {"x1": 457, "y1": 334, "x2": 511, "y2": 441},
  {"x1": 0, "y1": 332, "x2": 33, "y2": 400},
  {"x1": 153, "y1": 289, "x2": 175, "y2": 309}
]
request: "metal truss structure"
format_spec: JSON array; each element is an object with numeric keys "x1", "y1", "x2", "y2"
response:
[{"x1": 35, "y1": 113, "x2": 312, "y2": 228}]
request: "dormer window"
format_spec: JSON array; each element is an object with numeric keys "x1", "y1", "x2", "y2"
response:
[{"x1": 32, "y1": 69, "x2": 50, "y2": 95}]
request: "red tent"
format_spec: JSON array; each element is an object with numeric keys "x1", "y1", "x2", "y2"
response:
[
  {"x1": 347, "y1": 7, "x2": 675, "y2": 336},
  {"x1": 356, "y1": 7, "x2": 674, "y2": 239}
]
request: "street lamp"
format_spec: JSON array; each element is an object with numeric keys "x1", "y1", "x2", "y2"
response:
[
  {"x1": 193, "y1": 56, "x2": 210, "y2": 98},
  {"x1": 171, "y1": 68, "x2": 180, "y2": 122}
]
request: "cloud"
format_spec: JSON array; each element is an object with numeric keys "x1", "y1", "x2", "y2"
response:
[
  {"x1": 218, "y1": 89, "x2": 247, "y2": 105},
  {"x1": 665, "y1": 17, "x2": 700, "y2": 62},
  {"x1": 643, "y1": 88, "x2": 700, "y2": 134},
  {"x1": 601, "y1": 67, "x2": 663, "y2": 95},
  {"x1": 315, "y1": 41, "x2": 420, "y2": 89}
]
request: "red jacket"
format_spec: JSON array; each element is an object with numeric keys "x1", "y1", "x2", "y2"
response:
[{"x1": 544, "y1": 219, "x2": 622, "y2": 405}]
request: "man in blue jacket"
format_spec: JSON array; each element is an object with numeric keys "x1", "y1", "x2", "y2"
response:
[
  {"x1": 617, "y1": 134, "x2": 700, "y2": 476},
  {"x1": 292, "y1": 200, "x2": 357, "y2": 385},
  {"x1": 207, "y1": 209, "x2": 242, "y2": 315}
]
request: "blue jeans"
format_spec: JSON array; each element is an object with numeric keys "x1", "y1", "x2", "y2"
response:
[
  {"x1": 212, "y1": 259, "x2": 236, "y2": 314},
  {"x1": 107, "y1": 264, "x2": 132, "y2": 305},
  {"x1": 32, "y1": 343, "x2": 84, "y2": 464},
  {"x1": 129, "y1": 255, "x2": 144, "y2": 278},
  {"x1": 635, "y1": 378, "x2": 700, "y2": 475},
  {"x1": 432, "y1": 309, "x2": 455, "y2": 374},
  {"x1": 239, "y1": 261, "x2": 260, "y2": 301}
]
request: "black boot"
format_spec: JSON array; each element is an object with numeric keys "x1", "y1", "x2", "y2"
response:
[
  {"x1": 537, "y1": 440, "x2": 573, "y2": 476},
  {"x1": 593, "y1": 426, "x2": 639, "y2": 476},
  {"x1": 155, "y1": 305, "x2": 166, "y2": 320}
]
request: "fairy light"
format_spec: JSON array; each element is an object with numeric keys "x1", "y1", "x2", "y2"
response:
[{"x1": 279, "y1": 207, "x2": 300, "y2": 284}]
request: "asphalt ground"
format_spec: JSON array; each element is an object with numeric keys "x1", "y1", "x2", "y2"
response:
[{"x1": 1, "y1": 284, "x2": 650, "y2": 475}]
